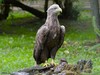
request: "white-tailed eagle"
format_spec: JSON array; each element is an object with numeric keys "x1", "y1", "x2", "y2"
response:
[{"x1": 33, "y1": 4, "x2": 65, "y2": 65}]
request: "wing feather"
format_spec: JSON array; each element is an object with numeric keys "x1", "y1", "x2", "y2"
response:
[
  {"x1": 33, "y1": 25, "x2": 49, "y2": 64},
  {"x1": 50, "y1": 25, "x2": 65, "y2": 59},
  {"x1": 58, "y1": 25, "x2": 65, "y2": 47}
]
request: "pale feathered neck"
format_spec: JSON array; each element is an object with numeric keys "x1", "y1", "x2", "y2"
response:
[{"x1": 45, "y1": 13, "x2": 59, "y2": 26}]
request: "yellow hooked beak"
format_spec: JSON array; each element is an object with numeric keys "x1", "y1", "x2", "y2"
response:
[
  {"x1": 56, "y1": 7, "x2": 62, "y2": 15},
  {"x1": 59, "y1": 8, "x2": 62, "y2": 13}
]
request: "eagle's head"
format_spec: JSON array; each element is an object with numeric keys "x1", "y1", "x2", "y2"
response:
[{"x1": 47, "y1": 4, "x2": 62, "y2": 16}]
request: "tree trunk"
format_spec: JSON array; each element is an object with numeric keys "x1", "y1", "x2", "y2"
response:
[
  {"x1": 90, "y1": 0, "x2": 100, "y2": 43},
  {"x1": 44, "y1": 0, "x2": 49, "y2": 13},
  {"x1": 53, "y1": 0, "x2": 63, "y2": 8},
  {"x1": 62, "y1": 0, "x2": 73, "y2": 19},
  {"x1": 6, "y1": 0, "x2": 45, "y2": 19},
  {"x1": 53, "y1": 0, "x2": 79, "y2": 19},
  {"x1": 0, "y1": 0, "x2": 79, "y2": 20},
  {"x1": 0, "y1": 0, "x2": 45, "y2": 20},
  {"x1": 0, "y1": 1, "x2": 10, "y2": 20}
]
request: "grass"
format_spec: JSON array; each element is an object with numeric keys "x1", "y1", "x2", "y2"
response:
[
  {"x1": 0, "y1": 11, "x2": 100, "y2": 75},
  {"x1": 0, "y1": 34, "x2": 34, "y2": 73}
]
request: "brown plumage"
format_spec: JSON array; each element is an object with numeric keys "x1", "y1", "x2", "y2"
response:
[{"x1": 33, "y1": 4, "x2": 65, "y2": 65}]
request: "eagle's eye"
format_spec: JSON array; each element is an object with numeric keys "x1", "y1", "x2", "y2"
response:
[{"x1": 53, "y1": 7, "x2": 57, "y2": 9}]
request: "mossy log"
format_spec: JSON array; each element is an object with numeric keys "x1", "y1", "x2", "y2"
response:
[{"x1": 11, "y1": 59, "x2": 93, "y2": 75}]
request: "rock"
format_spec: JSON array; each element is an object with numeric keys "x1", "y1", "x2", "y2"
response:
[
  {"x1": 11, "y1": 59, "x2": 93, "y2": 75},
  {"x1": 58, "y1": 70, "x2": 79, "y2": 75},
  {"x1": 54, "y1": 58, "x2": 68, "y2": 73},
  {"x1": 33, "y1": 65, "x2": 54, "y2": 72},
  {"x1": 83, "y1": 60, "x2": 93, "y2": 73},
  {"x1": 84, "y1": 60, "x2": 92, "y2": 69},
  {"x1": 45, "y1": 70, "x2": 53, "y2": 75},
  {"x1": 54, "y1": 62, "x2": 67, "y2": 73},
  {"x1": 70, "y1": 65, "x2": 79, "y2": 72},
  {"x1": 65, "y1": 64, "x2": 74, "y2": 70},
  {"x1": 59, "y1": 58, "x2": 68, "y2": 64},
  {"x1": 83, "y1": 69, "x2": 92, "y2": 73},
  {"x1": 77, "y1": 59, "x2": 87, "y2": 71},
  {"x1": 11, "y1": 72, "x2": 29, "y2": 75},
  {"x1": 77, "y1": 59, "x2": 93, "y2": 73},
  {"x1": 18, "y1": 67, "x2": 33, "y2": 73}
]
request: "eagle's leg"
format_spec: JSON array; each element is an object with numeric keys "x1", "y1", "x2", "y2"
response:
[
  {"x1": 43, "y1": 60, "x2": 50, "y2": 67},
  {"x1": 51, "y1": 59, "x2": 57, "y2": 66},
  {"x1": 50, "y1": 48, "x2": 58, "y2": 66}
]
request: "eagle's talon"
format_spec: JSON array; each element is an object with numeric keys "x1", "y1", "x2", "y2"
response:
[
  {"x1": 50, "y1": 59, "x2": 58, "y2": 66},
  {"x1": 43, "y1": 61, "x2": 50, "y2": 67}
]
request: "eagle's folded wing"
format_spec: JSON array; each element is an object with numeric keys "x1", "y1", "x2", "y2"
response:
[{"x1": 34, "y1": 25, "x2": 49, "y2": 64}]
